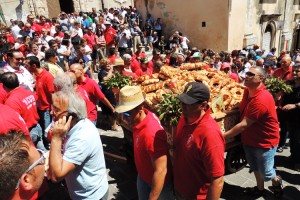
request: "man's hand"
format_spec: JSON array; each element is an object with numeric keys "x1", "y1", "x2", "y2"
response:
[
  {"x1": 52, "y1": 116, "x2": 72, "y2": 139},
  {"x1": 282, "y1": 104, "x2": 296, "y2": 111}
]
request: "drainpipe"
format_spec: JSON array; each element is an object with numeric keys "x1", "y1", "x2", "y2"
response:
[
  {"x1": 101, "y1": 0, "x2": 104, "y2": 10},
  {"x1": 279, "y1": 0, "x2": 287, "y2": 51}
]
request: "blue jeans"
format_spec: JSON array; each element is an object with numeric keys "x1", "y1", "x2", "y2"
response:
[
  {"x1": 243, "y1": 144, "x2": 277, "y2": 181},
  {"x1": 137, "y1": 175, "x2": 174, "y2": 200},
  {"x1": 38, "y1": 109, "x2": 51, "y2": 150},
  {"x1": 38, "y1": 109, "x2": 51, "y2": 138},
  {"x1": 30, "y1": 123, "x2": 47, "y2": 152}
]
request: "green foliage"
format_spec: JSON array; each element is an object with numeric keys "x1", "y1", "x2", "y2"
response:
[
  {"x1": 101, "y1": 72, "x2": 131, "y2": 89},
  {"x1": 265, "y1": 77, "x2": 293, "y2": 98},
  {"x1": 157, "y1": 93, "x2": 182, "y2": 126}
]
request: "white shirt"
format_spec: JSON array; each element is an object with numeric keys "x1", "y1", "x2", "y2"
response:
[
  {"x1": 3, "y1": 64, "x2": 35, "y2": 91},
  {"x1": 11, "y1": 25, "x2": 21, "y2": 39}
]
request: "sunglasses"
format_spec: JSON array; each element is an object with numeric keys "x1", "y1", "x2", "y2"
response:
[
  {"x1": 245, "y1": 71, "x2": 259, "y2": 77},
  {"x1": 69, "y1": 69, "x2": 76, "y2": 73},
  {"x1": 14, "y1": 57, "x2": 24, "y2": 61},
  {"x1": 15, "y1": 149, "x2": 45, "y2": 189}
]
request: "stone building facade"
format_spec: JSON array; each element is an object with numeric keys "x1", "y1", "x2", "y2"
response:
[
  {"x1": 136, "y1": 0, "x2": 300, "y2": 54},
  {"x1": 0, "y1": 0, "x2": 134, "y2": 24}
]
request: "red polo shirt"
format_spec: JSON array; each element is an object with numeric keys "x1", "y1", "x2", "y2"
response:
[
  {"x1": 75, "y1": 85, "x2": 94, "y2": 121},
  {"x1": 239, "y1": 85, "x2": 279, "y2": 148},
  {"x1": 5, "y1": 87, "x2": 39, "y2": 129},
  {"x1": 83, "y1": 33, "x2": 96, "y2": 49},
  {"x1": 35, "y1": 69, "x2": 54, "y2": 111},
  {"x1": 174, "y1": 109, "x2": 225, "y2": 200},
  {"x1": 273, "y1": 66, "x2": 293, "y2": 81},
  {"x1": 0, "y1": 104, "x2": 29, "y2": 135},
  {"x1": 132, "y1": 109, "x2": 172, "y2": 185},
  {"x1": 79, "y1": 77, "x2": 105, "y2": 121},
  {"x1": 104, "y1": 27, "x2": 117, "y2": 45}
]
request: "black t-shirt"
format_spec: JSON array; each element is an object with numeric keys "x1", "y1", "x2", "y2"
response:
[
  {"x1": 144, "y1": 25, "x2": 152, "y2": 37},
  {"x1": 282, "y1": 86, "x2": 300, "y2": 123}
]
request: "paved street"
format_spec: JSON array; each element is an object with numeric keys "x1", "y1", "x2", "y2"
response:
[{"x1": 97, "y1": 117, "x2": 300, "y2": 200}]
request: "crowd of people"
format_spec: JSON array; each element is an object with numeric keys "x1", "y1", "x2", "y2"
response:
[{"x1": 0, "y1": 5, "x2": 299, "y2": 200}]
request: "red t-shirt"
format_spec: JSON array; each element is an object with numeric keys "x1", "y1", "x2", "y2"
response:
[
  {"x1": 273, "y1": 66, "x2": 293, "y2": 81},
  {"x1": 31, "y1": 23, "x2": 41, "y2": 34},
  {"x1": 83, "y1": 33, "x2": 96, "y2": 49},
  {"x1": 4, "y1": 87, "x2": 39, "y2": 129},
  {"x1": 54, "y1": 31, "x2": 64, "y2": 38},
  {"x1": 135, "y1": 66, "x2": 153, "y2": 77},
  {"x1": 79, "y1": 77, "x2": 105, "y2": 121},
  {"x1": 0, "y1": 83, "x2": 7, "y2": 104},
  {"x1": 174, "y1": 109, "x2": 225, "y2": 200},
  {"x1": 0, "y1": 104, "x2": 29, "y2": 135},
  {"x1": 131, "y1": 58, "x2": 141, "y2": 73},
  {"x1": 104, "y1": 27, "x2": 117, "y2": 45},
  {"x1": 132, "y1": 109, "x2": 172, "y2": 185},
  {"x1": 122, "y1": 69, "x2": 138, "y2": 78},
  {"x1": 39, "y1": 23, "x2": 51, "y2": 31},
  {"x1": 239, "y1": 85, "x2": 280, "y2": 148},
  {"x1": 35, "y1": 69, "x2": 54, "y2": 111},
  {"x1": 109, "y1": 55, "x2": 120, "y2": 64},
  {"x1": 75, "y1": 85, "x2": 94, "y2": 121},
  {"x1": 229, "y1": 73, "x2": 239, "y2": 82}
]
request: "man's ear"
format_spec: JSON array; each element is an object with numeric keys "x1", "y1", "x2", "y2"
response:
[{"x1": 19, "y1": 173, "x2": 34, "y2": 191}]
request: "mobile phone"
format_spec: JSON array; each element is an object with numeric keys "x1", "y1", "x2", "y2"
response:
[{"x1": 66, "y1": 112, "x2": 78, "y2": 121}]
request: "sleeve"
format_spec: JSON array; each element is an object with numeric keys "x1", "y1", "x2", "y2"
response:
[
  {"x1": 92, "y1": 81, "x2": 105, "y2": 100},
  {"x1": 149, "y1": 130, "x2": 168, "y2": 160},
  {"x1": 63, "y1": 137, "x2": 90, "y2": 165},
  {"x1": 46, "y1": 75, "x2": 55, "y2": 93},
  {"x1": 245, "y1": 102, "x2": 268, "y2": 121},
  {"x1": 201, "y1": 129, "x2": 225, "y2": 177}
]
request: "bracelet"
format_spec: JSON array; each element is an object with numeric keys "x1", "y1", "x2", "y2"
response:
[{"x1": 296, "y1": 103, "x2": 300, "y2": 108}]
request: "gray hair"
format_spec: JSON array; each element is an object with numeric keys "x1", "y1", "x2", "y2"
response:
[
  {"x1": 54, "y1": 72, "x2": 73, "y2": 91},
  {"x1": 122, "y1": 54, "x2": 132, "y2": 60},
  {"x1": 250, "y1": 66, "x2": 266, "y2": 79},
  {"x1": 53, "y1": 90, "x2": 87, "y2": 119}
]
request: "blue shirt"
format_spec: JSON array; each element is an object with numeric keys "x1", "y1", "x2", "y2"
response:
[{"x1": 63, "y1": 119, "x2": 108, "y2": 200}]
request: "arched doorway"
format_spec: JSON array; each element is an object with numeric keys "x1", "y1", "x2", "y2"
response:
[
  {"x1": 59, "y1": 0, "x2": 74, "y2": 13},
  {"x1": 262, "y1": 24, "x2": 273, "y2": 55}
]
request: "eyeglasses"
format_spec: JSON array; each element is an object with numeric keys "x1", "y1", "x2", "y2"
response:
[
  {"x1": 245, "y1": 71, "x2": 260, "y2": 77},
  {"x1": 14, "y1": 57, "x2": 24, "y2": 61},
  {"x1": 79, "y1": 61, "x2": 84, "y2": 64},
  {"x1": 15, "y1": 149, "x2": 46, "y2": 189},
  {"x1": 69, "y1": 69, "x2": 76, "y2": 73}
]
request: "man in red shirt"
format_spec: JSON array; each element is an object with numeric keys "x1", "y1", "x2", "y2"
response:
[
  {"x1": 27, "y1": 14, "x2": 41, "y2": 34},
  {"x1": 69, "y1": 63, "x2": 114, "y2": 124},
  {"x1": 115, "y1": 86, "x2": 174, "y2": 200},
  {"x1": 174, "y1": 82, "x2": 225, "y2": 200},
  {"x1": 83, "y1": 27, "x2": 96, "y2": 50},
  {"x1": 0, "y1": 104, "x2": 29, "y2": 135},
  {"x1": 224, "y1": 66, "x2": 283, "y2": 198},
  {"x1": 1, "y1": 72, "x2": 46, "y2": 151},
  {"x1": 26, "y1": 56, "x2": 54, "y2": 148},
  {"x1": 104, "y1": 21, "x2": 117, "y2": 56},
  {"x1": 273, "y1": 56, "x2": 293, "y2": 153},
  {"x1": 273, "y1": 56, "x2": 293, "y2": 81}
]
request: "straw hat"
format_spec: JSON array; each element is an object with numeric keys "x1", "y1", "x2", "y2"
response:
[
  {"x1": 115, "y1": 86, "x2": 146, "y2": 113},
  {"x1": 112, "y1": 58, "x2": 125, "y2": 66}
]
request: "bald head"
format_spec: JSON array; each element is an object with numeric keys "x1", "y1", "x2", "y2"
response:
[
  {"x1": 69, "y1": 63, "x2": 84, "y2": 80},
  {"x1": 66, "y1": 71, "x2": 77, "y2": 84},
  {"x1": 281, "y1": 56, "x2": 292, "y2": 70}
]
